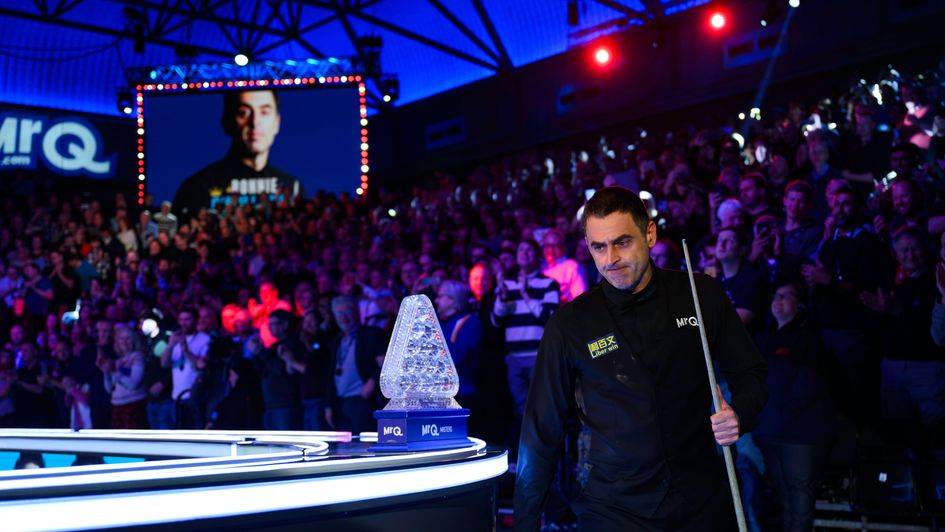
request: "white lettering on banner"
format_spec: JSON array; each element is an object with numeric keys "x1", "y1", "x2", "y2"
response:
[
  {"x1": 0, "y1": 115, "x2": 114, "y2": 177},
  {"x1": 1, "y1": 155, "x2": 30, "y2": 166},
  {"x1": 228, "y1": 178, "x2": 281, "y2": 196},
  {"x1": 19, "y1": 119, "x2": 41, "y2": 153},
  {"x1": 382, "y1": 426, "x2": 403, "y2": 437},
  {"x1": 421, "y1": 424, "x2": 440, "y2": 437},
  {"x1": 42, "y1": 122, "x2": 111, "y2": 174},
  {"x1": 0, "y1": 118, "x2": 19, "y2": 154}
]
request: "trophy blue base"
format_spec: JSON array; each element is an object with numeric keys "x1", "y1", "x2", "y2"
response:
[{"x1": 370, "y1": 408, "x2": 473, "y2": 452}]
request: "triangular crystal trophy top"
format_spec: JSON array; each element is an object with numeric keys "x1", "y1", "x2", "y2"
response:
[{"x1": 379, "y1": 294, "x2": 461, "y2": 410}]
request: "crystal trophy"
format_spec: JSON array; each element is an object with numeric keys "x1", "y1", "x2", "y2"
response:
[{"x1": 371, "y1": 295, "x2": 473, "y2": 451}]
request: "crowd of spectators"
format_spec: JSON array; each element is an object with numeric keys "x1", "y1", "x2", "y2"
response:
[{"x1": 1, "y1": 60, "x2": 944, "y2": 528}]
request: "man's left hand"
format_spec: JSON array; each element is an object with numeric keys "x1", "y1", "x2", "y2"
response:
[{"x1": 710, "y1": 387, "x2": 740, "y2": 446}]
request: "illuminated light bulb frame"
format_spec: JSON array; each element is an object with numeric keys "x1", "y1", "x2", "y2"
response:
[
  {"x1": 135, "y1": 73, "x2": 368, "y2": 206},
  {"x1": 593, "y1": 46, "x2": 612, "y2": 66},
  {"x1": 709, "y1": 11, "x2": 726, "y2": 30}
]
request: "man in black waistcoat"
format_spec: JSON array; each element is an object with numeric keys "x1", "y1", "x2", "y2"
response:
[{"x1": 515, "y1": 186, "x2": 767, "y2": 531}]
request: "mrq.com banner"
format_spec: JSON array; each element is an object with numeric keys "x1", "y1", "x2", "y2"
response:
[{"x1": 0, "y1": 103, "x2": 135, "y2": 182}]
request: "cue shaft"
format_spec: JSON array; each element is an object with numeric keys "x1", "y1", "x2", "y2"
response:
[{"x1": 681, "y1": 239, "x2": 748, "y2": 532}]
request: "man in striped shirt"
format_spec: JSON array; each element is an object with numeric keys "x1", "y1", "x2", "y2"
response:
[{"x1": 493, "y1": 238, "x2": 560, "y2": 420}]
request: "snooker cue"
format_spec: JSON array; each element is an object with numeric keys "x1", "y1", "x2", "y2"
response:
[{"x1": 680, "y1": 239, "x2": 748, "y2": 532}]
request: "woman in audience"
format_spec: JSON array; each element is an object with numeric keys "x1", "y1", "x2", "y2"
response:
[{"x1": 100, "y1": 325, "x2": 147, "y2": 429}]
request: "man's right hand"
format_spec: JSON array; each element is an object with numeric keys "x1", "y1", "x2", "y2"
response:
[
  {"x1": 873, "y1": 214, "x2": 887, "y2": 235},
  {"x1": 708, "y1": 191, "x2": 725, "y2": 211}
]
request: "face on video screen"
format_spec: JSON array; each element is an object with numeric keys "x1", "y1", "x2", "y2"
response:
[
  {"x1": 231, "y1": 91, "x2": 281, "y2": 157},
  {"x1": 143, "y1": 85, "x2": 362, "y2": 205}
]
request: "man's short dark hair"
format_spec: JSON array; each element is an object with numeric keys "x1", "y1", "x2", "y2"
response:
[
  {"x1": 831, "y1": 180, "x2": 855, "y2": 198},
  {"x1": 581, "y1": 187, "x2": 650, "y2": 235},
  {"x1": 269, "y1": 309, "x2": 294, "y2": 324},
  {"x1": 717, "y1": 225, "x2": 750, "y2": 248},
  {"x1": 784, "y1": 179, "x2": 812, "y2": 201},
  {"x1": 775, "y1": 281, "x2": 807, "y2": 308},
  {"x1": 891, "y1": 142, "x2": 921, "y2": 161},
  {"x1": 519, "y1": 238, "x2": 541, "y2": 257},
  {"x1": 892, "y1": 178, "x2": 918, "y2": 195},
  {"x1": 740, "y1": 172, "x2": 767, "y2": 189},
  {"x1": 891, "y1": 224, "x2": 926, "y2": 248},
  {"x1": 221, "y1": 89, "x2": 280, "y2": 134}
]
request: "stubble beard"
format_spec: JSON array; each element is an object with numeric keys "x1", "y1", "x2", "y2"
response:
[{"x1": 603, "y1": 260, "x2": 650, "y2": 292}]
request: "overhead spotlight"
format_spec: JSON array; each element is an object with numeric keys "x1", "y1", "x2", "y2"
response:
[
  {"x1": 123, "y1": 7, "x2": 146, "y2": 54},
  {"x1": 709, "y1": 11, "x2": 726, "y2": 30},
  {"x1": 593, "y1": 45, "x2": 612, "y2": 66},
  {"x1": 380, "y1": 75, "x2": 399, "y2": 103},
  {"x1": 357, "y1": 35, "x2": 383, "y2": 77},
  {"x1": 567, "y1": 0, "x2": 580, "y2": 27},
  {"x1": 133, "y1": 23, "x2": 145, "y2": 53},
  {"x1": 117, "y1": 91, "x2": 134, "y2": 115},
  {"x1": 234, "y1": 53, "x2": 249, "y2": 66},
  {"x1": 788, "y1": 0, "x2": 799, "y2": 8}
]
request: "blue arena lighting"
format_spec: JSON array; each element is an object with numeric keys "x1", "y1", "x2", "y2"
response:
[{"x1": 126, "y1": 57, "x2": 357, "y2": 86}]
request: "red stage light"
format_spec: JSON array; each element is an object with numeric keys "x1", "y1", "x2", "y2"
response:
[
  {"x1": 710, "y1": 12, "x2": 726, "y2": 29},
  {"x1": 593, "y1": 46, "x2": 612, "y2": 66}
]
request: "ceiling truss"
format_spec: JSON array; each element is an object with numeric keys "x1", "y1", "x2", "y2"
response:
[{"x1": 1, "y1": 0, "x2": 671, "y2": 107}]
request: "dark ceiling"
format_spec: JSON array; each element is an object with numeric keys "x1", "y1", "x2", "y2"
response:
[{"x1": 0, "y1": 0, "x2": 710, "y2": 116}]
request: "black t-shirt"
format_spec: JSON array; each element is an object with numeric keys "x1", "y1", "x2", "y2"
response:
[
  {"x1": 257, "y1": 338, "x2": 303, "y2": 409},
  {"x1": 173, "y1": 156, "x2": 303, "y2": 218},
  {"x1": 301, "y1": 338, "x2": 331, "y2": 401},
  {"x1": 719, "y1": 262, "x2": 769, "y2": 331},
  {"x1": 813, "y1": 227, "x2": 892, "y2": 329},
  {"x1": 843, "y1": 130, "x2": 892, "y2": 181},
  {"x1": 50, "y1": 266, "x2": 79, "y2": 311},
  {"x1": 15, "y1": 362, "x2": 55, "y2": 427}
]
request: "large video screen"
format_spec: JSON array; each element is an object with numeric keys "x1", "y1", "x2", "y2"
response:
[{"x1": 143, "y1": 84, "x2": 362, "y2": 216}]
